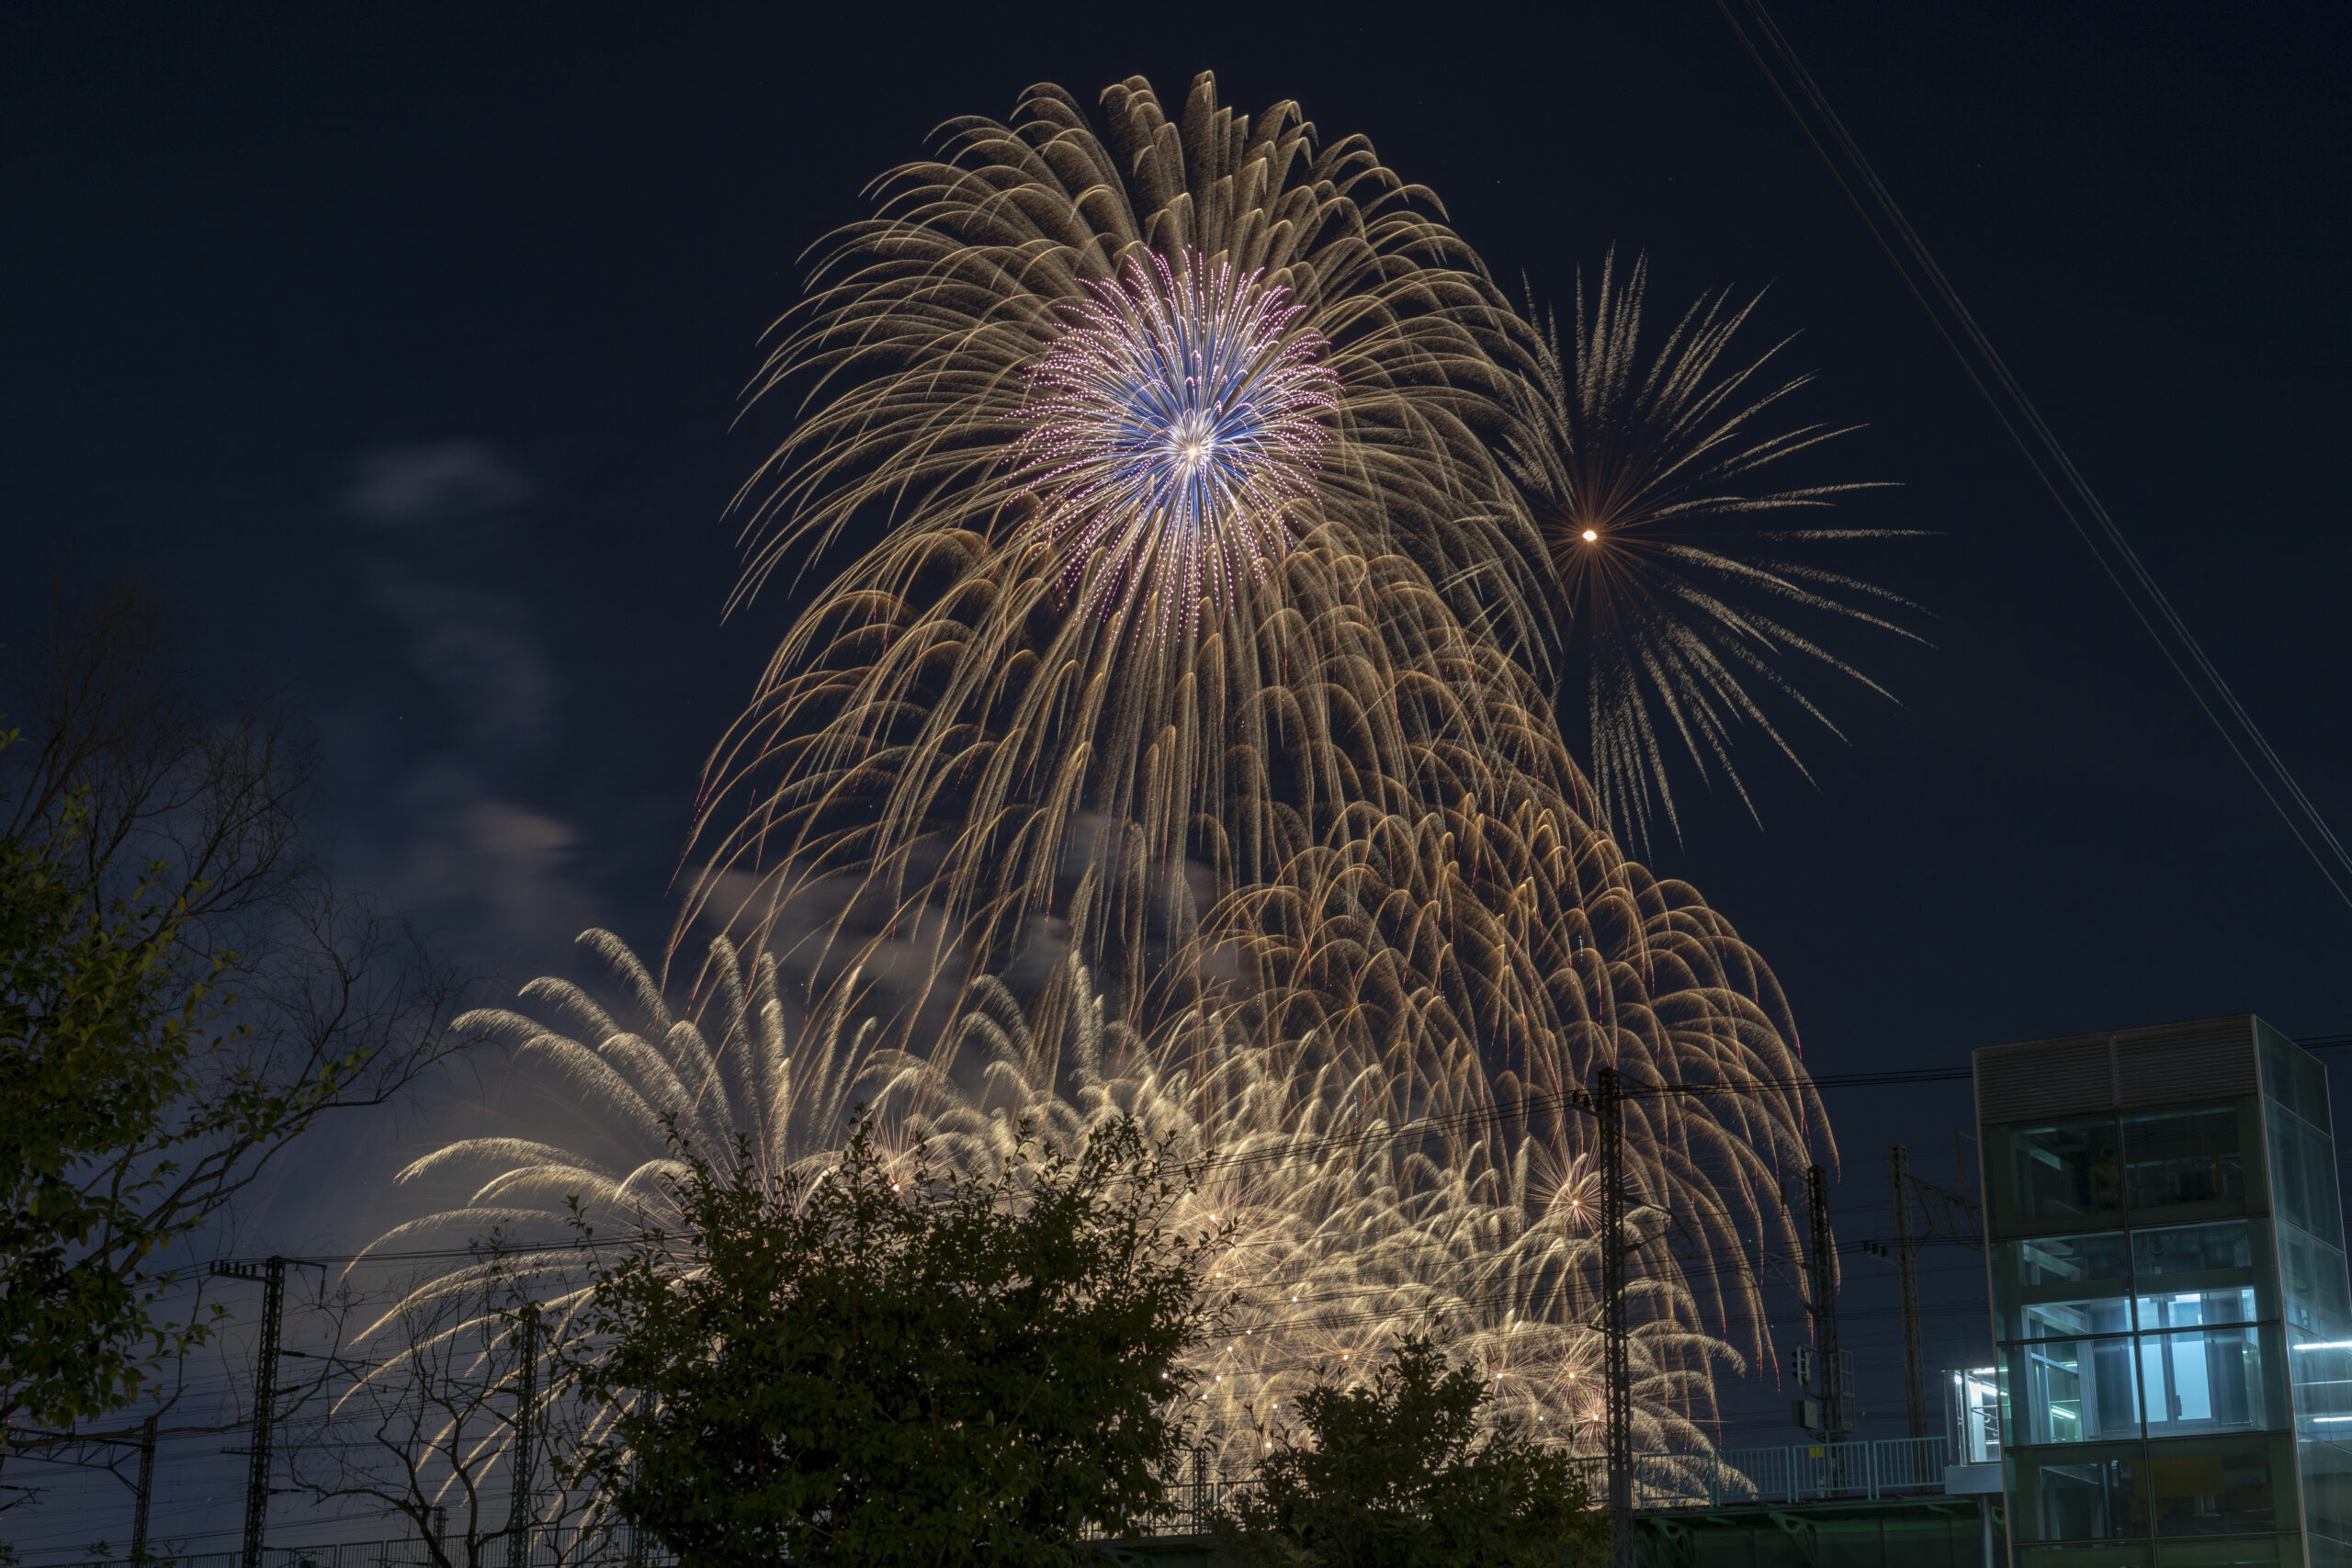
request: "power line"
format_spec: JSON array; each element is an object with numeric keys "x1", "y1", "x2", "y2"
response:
[
  {"x1": 1713, "y1": 0, "x2": 2352, "y2": 911},
  {"x1": 218, "y1": 1031, "x2": 2352, "y2": 1278}
]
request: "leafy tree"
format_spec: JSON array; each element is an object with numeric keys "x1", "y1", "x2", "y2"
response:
[
  {"x1": 561, "y1": 1116, "x2": 1221, "y2": 1567},
  {"x1": 1226, "y1": 1334, "x2": 1607, "y2": 1568},
  {"x1": 0, "y1": 589, "x2": 469, "y2": 1437}
]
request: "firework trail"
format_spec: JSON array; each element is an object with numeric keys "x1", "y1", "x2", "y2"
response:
[
  {"x1": 386, "y1": 932, "x2": 1745, "y2": 1479},
  {"x1": 691, "y1": 71, "x2": 1830, "y2": 1449},
  {"x1": 1496, "y1": 249, "x2": 1923, "y2": 845},
  {"x1": 379, "y1": 73, "x2": 1874, "y2": 1479}
]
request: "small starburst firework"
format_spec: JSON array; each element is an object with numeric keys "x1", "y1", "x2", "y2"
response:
[
  {"x1": 1012, "y1": 249, "x2": 1337, "y2": 638},
  {"x1": 1501, "y1": 250, "x2": 1919, "y2": 845}
]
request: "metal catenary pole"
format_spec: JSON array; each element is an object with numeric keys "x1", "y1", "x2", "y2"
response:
[
  {"x1": 1598, "y1": 1067, "x2": 1634, "y2": 1568},
  {"x1": 507, "y1": 1314, "x2": 538, "y2": 1568},
  {"x1": 131, "y1": 1413, "x2": 158, "y2": 1560},
  {"x1": 1889, "y1": 1144, "x2": 1928, "y2": 1439},
  {"x1": 1804, "y1": 1167, "x2": 1849, "y2": 1440},
  {"x1": 211, "y1": 1256, "x2": 291, "y2": 1568}
]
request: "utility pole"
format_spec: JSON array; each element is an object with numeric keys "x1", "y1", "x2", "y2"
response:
[
  {"x1": 212, "y1": 1256, "x2": 290, "y2": 1568},
  {"x1": 1804, "y1": 1166, "x2": 1850, "y2": 1440},
  {"x1": 1889, "y1": 1145, "x2": 1928, "y2": 1439},
  {"x1": 1598, "y1": 1067, "x2": 1634, "y2": 1568},
  {"x1": 507, "y1": 1313, "x2": 538, "y2": 1568},
  {"x1": 130, "y1": 1413, "x2": 158, "y2": 1560}
]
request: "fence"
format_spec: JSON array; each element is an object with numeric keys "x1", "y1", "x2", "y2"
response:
[
  {"x1": 47, "y1": 1528, "x2": 674, "y2": 1568},
  {"x1": 39, "y1": 1437, "x2": 1962, "y2": 1567},
  {"x1": 1607, "y1": 1434, "x2": 1956, "y2": 1509},
  {"x1": 1080, "y1": 1459, "x2": 1259, "y2": 1541}
]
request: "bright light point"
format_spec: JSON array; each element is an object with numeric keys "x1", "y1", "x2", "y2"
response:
[{"x1": 1581, "y1": 528, "x2": 1599, "y2": 542}]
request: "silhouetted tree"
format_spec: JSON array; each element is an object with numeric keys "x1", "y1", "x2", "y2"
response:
[
  {"x1": 561, "y1": 1116, "x2": 1221, "y2": 1567},
  {"x1": 1227, "y1": 1333, "x2": 1606, "y2": 1568}
]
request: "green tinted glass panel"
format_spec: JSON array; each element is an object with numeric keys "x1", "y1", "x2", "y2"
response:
[
  {"x1": 2299, "y1": 1435, "x2": 2352, "y2": 1559},
  {"x1": 2138, "y1": 1290, "x2": 2263, "y2": 1332},
  {"x1": 2135, "y1": 1224, "x2": 2257, "y2": 1280},
  {"x1": 2261, "y1": 1027, "x2": 2332, "y2": 1134},
  {"x1": 2154, "y1": 1537, "x2": 2297, "y2": 1568},
  {"x1": 2291, "y1": 1331, "x2": 2352, "y2": 1429},
  {"x1": 2022, "y1": 1234, "x2": 2137, "y2": 1285},
  {"x1": 2141, "y1": 1325, "x2": 2278, "y2": 1435},
  {"x1": 2124, "y1": 1106, "x2": 2247, "y2": 1213},
  {"x1": 2271, "y1": 1108, "x2": 2346, "y2": 1242},
  {"x1": 2018, "y1": 1337, "x2": 2144, "y2": 1443},
  {"x1": 2023, "y1": 1298, "x2": 2136, "y2": 1338},
  {"x1": 2146, "y1": 1432, "x2": 2290, "y2": 1536},
  {"x1": 2020, "y1": 1548, "x2": 2154, "y2": 1568},
  {"x1": 2003, "y1": 1234, "x2": 2135, "y2": 1340},
  {"x1": 2279, "y1": 1226, "x2": 2352, "y2": 1338},
  {"x1": 2017, "y1": 1443, "x2": 2146, "y2": 1540},
  {"x1": 2004, "y1": 1117, "x2": 2126, "y2": 1229}
]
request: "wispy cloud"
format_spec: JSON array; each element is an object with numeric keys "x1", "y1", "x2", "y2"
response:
[
  {"x1": 341, "y1": 440, "x2": 538, "y2": 530},
  {"x1": 390, "y1": 760, "x2": 597, "y2": 958},
  {"x1": 368, "y1": 566, "x2": 557, "y2": 750},
  {"x1": 333, "y1": 440, "x2": 596, "y2": 970}
]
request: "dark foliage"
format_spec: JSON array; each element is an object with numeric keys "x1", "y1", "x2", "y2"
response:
[
  {"x1": 1226, "y1": 1334, "x2": 1606, "y2": 1568},
  {"x1": 0, "y1": 588, "x2": 470, "y2": 1434},
  {"x1": 562, "y1": 1116, "x2": 1221, "y2": 1567}
]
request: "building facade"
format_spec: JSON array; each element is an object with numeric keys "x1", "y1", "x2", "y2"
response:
[{"x1": 1975, "y1": 1016, "x2": 2352, "y2": 1568}]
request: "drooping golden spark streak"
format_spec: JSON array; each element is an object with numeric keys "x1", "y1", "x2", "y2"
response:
[
  {"x1": 1495, "y1": 249, "x2": 1924, "y2": 845},
  {"x1": 378, "y1": 74, "x2": 1873, "y2": 1489}
]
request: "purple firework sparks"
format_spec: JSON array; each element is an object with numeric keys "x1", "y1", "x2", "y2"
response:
[{"x1": 1012, "y1": 249, "x2": 1338, "y2": 638}]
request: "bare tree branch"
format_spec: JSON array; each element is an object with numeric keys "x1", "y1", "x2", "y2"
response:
[{"x1": 2, "y1": 582, "x2": 481, "y2": 1434}]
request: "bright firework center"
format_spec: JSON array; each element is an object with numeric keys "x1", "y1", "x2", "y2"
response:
[{"x1": 1976, "y1": 1017, "x2": 2352, "y2": 1568}]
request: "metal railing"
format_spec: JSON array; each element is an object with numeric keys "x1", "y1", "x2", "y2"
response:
[
  {"x1": 39, "y1": 1437, "x2": 1962, "y2": 1568},
  {"x1": 1589, "y1": 1434, "x2": 1956, "y2": 1509},
  {"x1": 35, "y1": 1527, "x2": 673, "y2": 1568},
  {"x1": 1080, "y1": 1474, "x2": 1260, "y2": 1541}
]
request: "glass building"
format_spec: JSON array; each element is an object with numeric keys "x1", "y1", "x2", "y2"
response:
[{"x1": 1976, "y1": 1016, "x2": 2352, "y2": 1568}]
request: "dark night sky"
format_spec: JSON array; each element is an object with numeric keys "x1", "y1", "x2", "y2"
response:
[{"x1": 4, "y1": 1, "x2": 2347, "y2": 1549}]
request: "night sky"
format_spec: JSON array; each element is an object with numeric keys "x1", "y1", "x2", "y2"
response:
[{"x1": 5, "y1": 1, "x2": 2347, "y2": 1549}]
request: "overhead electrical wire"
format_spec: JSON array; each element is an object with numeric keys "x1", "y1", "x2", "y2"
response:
[
  {"x1": 1713, "y1": 0, "x2": 2352, "y2": 911},
  {"x1": 211, "y1": 1030, "x2": 2347, "y2": 1273}
]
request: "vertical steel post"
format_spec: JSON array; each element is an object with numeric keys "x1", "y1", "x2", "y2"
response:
[
  {"x1": 507, "y1": 1313, "x2": 537, "y2": 1568},
  {"x1": 246, "y1": 1257, "x2": 286, "y2": 1568},
  {"x1": 1804, "y1": 1168, "x2": 1846, "y2": 1439},
  {"x1": 131, "y1": 1413, "x2": 158, "y2": 1560},
  {"x1": 1599, "y1": 1068, "x2": 1634, "y2": 1568},
  {"x1": 1890, "y1": 1144, "x2": 1928, "y2": 1440},
  {"x1": 211, "y1": 1256, "x2": 288, "y2": 1568}
]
